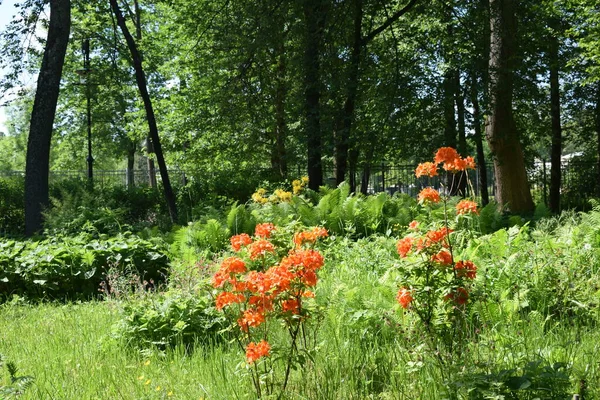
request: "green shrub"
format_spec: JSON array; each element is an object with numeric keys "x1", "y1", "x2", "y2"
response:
[
  {"x1": 112, "y1": 289, "x2": 226, "y2": 353},
  {"x1": 0, "y1": 233, "x2": 169, "y2": 301},
  {"x1": 0, "y1": 177, "x2": 25, "y2": 237}
]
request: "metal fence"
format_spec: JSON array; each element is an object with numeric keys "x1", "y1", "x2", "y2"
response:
[
  {"x1": 319, "y1": 159, "x2": 595, "y2": 209},
  {"x1": 0, "y1": 160, "x2": 595, "y2": 209},
  {"x1": 0, "y1": 169, "x2": 188, "y2": 188}
]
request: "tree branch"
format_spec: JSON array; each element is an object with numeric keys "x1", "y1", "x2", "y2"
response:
[{"x1": 362, "y1": 0, "x2": 418, "y2": 45}]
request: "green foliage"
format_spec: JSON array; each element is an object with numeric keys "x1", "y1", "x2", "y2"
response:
[
  {"x1": 457, "y1": 359, "x2": 571, "y2": 399},
  {"x1": 44, "y1": 181, "x2": 170, "y2": 235},
  {"x1": 169, "y1": 219, "x2": 230, "y2": 264},
  {"x1": 478, "y1": 201, "x2": 507, "y2": 234},
  {"x1": 0, "y1": 177, "x2": 25, "y2": 237},
  {"x1": 112, "y1": 289, "x2": 226, "y2": 353},
  {"x1": 226, "y1": 203, "x2": 257, "y2": 236},
  {"x1": 0, "y1": 233, "x2": 169, "y2": 301},
  {"x1": 0, "y1": 354, "x2": 34, "y2": 398}
]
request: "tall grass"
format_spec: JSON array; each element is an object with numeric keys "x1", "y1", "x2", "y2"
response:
[{"x1": 3, "y1": 209, "x2": 600, "y2": 398}]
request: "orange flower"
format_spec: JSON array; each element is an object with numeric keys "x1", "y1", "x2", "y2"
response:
[
  {"x1": 211, "y1": 270, "x2": 228, "y2": 288},
  {"x1": 238, "y1": 308, "x2": 266, "y2": 330},
  {"x1": 294, "y1": 227, "x2": 328, "y2": 247},
  {"x1": 215, "y1": 291, "x2": 245, "y2": 310},
  {"x1": 249, "y1": 239, "x2": 276, "y2": 260},
  {"x1": 465, "y1": 156, "x2": 476, "y2": 169},
  {"x1": 281, "y1": 299, "x2": 300, "y2": 314},
  {"x1": 249, "y1": 295, "x2": 274, "y2": 312},
  {"x1": 221, "y1": 257, "x2": 247, "y2": 274},
  {"x1": 408, "y1": 220, "x2": 419, "y2": 230},
  {"x1": 302, "y1": 290, "x2": 315, "y2": 298},
  {"x1": 245, "y1": 271, "x2": 273, "y2": 294},
  {"x1": 415, "y1": 162, "x2": 438, "y2": 178},
  {"x1": 431, "y1": 250, "x2": 453, "y2": 266},
  {"x1": 396, "y1": 287, "x2": 413, "y2": 309},
  {"x1": 434, "y1": 147, "x2": 459, "y2": 165},
  {"x1": 255, "y1": 223, "x2": 276, "y2": 238},
  {"x1": 396, "y1": 237, "x2": 413, "y2": 258},
  {"x1": 456, "y1": 200, "x2": 479, "y2": 215},
  {"x1": 281, "y1": 249, "x2": 324, "y2": 271},
  {"x1": 246, "y1": 340, "x2": 271, "y2": 363},
  {"x1": 426, "y1": 227, "x2": 453, "y2": 245},
  {"x1": 443, "y1": 157, "x2": 468, "y2": 172},
  {"x1": 265, "y1": 265, "x2": 294, "y2": 292},
  {"x1": 230, "y1": 234, "x2": 252, "y2": 251},
  {"x1": 444, "y1": 287, "x2": 469, "y2": 305},
  {"x1": 455, "y1": 260, "x2": 477, "y2": 279},
  {"x1": 417, "y1": 188, "x2": 441, "y2": 204},
  {"x1": 299, "y1": 269, "x2": 318, "y2": 286}
]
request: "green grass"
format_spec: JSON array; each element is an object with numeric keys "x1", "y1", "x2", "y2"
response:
[{"x1": 4, "y1": 210, "x2": 600, "y2": 399}]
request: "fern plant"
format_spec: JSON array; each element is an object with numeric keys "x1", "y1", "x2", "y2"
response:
[{"x1": 0, "y1": 354, "x2": 34, "y2": 398}]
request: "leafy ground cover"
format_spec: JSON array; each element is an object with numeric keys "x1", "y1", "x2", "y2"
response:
[
  {"x1": 2, "y1": 151, "x2": 600, "y2": 398},
  {"x1": 2, "y1": 218, "x2": 600, "y2": 398}
]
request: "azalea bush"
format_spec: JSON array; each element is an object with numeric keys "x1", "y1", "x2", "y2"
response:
[
  {"x1": 211, "y1": 222, "x2": 328, "y2": 397},
  {"x1": 393, "y1": 148, "x2": 480, "y2": 369}
]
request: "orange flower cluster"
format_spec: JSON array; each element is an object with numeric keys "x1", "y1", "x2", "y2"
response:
[
  {"x1": 246, "y1": 340, "x2": 271, "y2": 364},
  {"x1": 214, "y1": 226, "x2": 328, "y2": 363},
  {"x1": 249, "y1": 239, "x2": 276, "y2": 260},
  {"x1": 433, "y1": 147, "x2": 476, "y2": 173},
  {"x1": 408, "y1": 220, "x2": 419, "y2": 230},
  {"x1": 397, "y1": 237, "x2": 413, "y2": 258},
  {"x1": 431, "y1": 250, "x2": 453, "y2": 266},
  {"x1": 425, "y1": 227, "x2": 453, "y2": 247},
  {"x1": 417, "y1": 188, "x2": 441, "y2": 204},
  {"x1": 415, "y1": 162, "x2": 438, "y2": 178},
  {"x1": 397, "y1": 227, "x2": 453, "y2": 259},
  {"x1": 293, "y1": 226, "x2": 328, "y2": 248},
  {"x1": 456, "y1": 199, "x2": 479, "y2": 215},
  {"x1": 255, "y1": 223, "x2": 276, "y2": 238},
  {"x1": 396, "y1": 287, "x2": 413, "y2": 309},
  {"x1": 454, "y1": 260, "x2": 477, "y2": 279},
  {"x1": 231, "y1": 233, "x2": 253, "y2": 251}
]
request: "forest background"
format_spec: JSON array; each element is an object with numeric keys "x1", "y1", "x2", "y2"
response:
[{"x1": 0, "y1": 0, "x2": 600, "y2": 235}]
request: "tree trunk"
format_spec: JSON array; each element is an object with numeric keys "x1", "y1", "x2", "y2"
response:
[
  {"x1": 443, "y1": 68, "x2": 458, "y2": 195},
  {"x1": 333, "y1": 0, "x2": 362, "y2": 186},
  {"x1": 333, "y1": 0, "x2": 417, "y2": 187},
  {"x1": 470, "y1": 72, "x2": 489, "y2": 205},
  {"x1": 303, "y1": 0, "x2": 326, "y2": 190},
  {"x1": 110, "y1": 0, "x2": 178, "y2": 222},
  {"x1": 272, "y1": 31, "x2": 287, "y2": 179},
  {"x1": 360, "y1": 139, "x2": 375, "y2": 195},
  {"x1": 24, "y1": 0, "x2": 71, "y2": 236},
  {"x1": 455, "y1": 70, "x2": 468, "y2": 196},
  {"x1": 485, "y1": 0, "x2": 534, "y2": 213},
  {"x1": 348, "y1": 147, "x2": 359, "y2": 192},
  {"x1": 548, "y1": 33, "x2": 562, "y2": 214}
]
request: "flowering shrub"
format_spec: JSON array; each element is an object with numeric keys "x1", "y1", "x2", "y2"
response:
[
  {"x1": 212, "y1": 223, "x2": 327, "y2": 397},
  {"x1": 251, "y1": 177, "x2": 309, "y2": 205},
  {"x1": 395, "y1": 147, "x2": 479, "y2": 354}
]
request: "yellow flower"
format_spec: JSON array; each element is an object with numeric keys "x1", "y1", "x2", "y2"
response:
[
  {"x1": 137, "y1": 375, "x2": 144, "y2": 380},
  {"x1": 156, "y1": 386, "x2": 161, "y2": 391},
  {"x1": 252, "y1": 192, "x2": 268, "y2": 204},
  {"x1": 144, "y1": 360, "x2": 151, "y2": 366},
  {"x1": 145, "y1": 379, "x2": 151, "y2": 385},
  {"x1": 301, "y1": 176, "x2": 309, "y2": 185},
  {"x1": 275, "y1": 189, "x2": 292, "y2": 202},
  {"x1": 167, "y1": 392, "x2": 173, "y2": 397}
]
